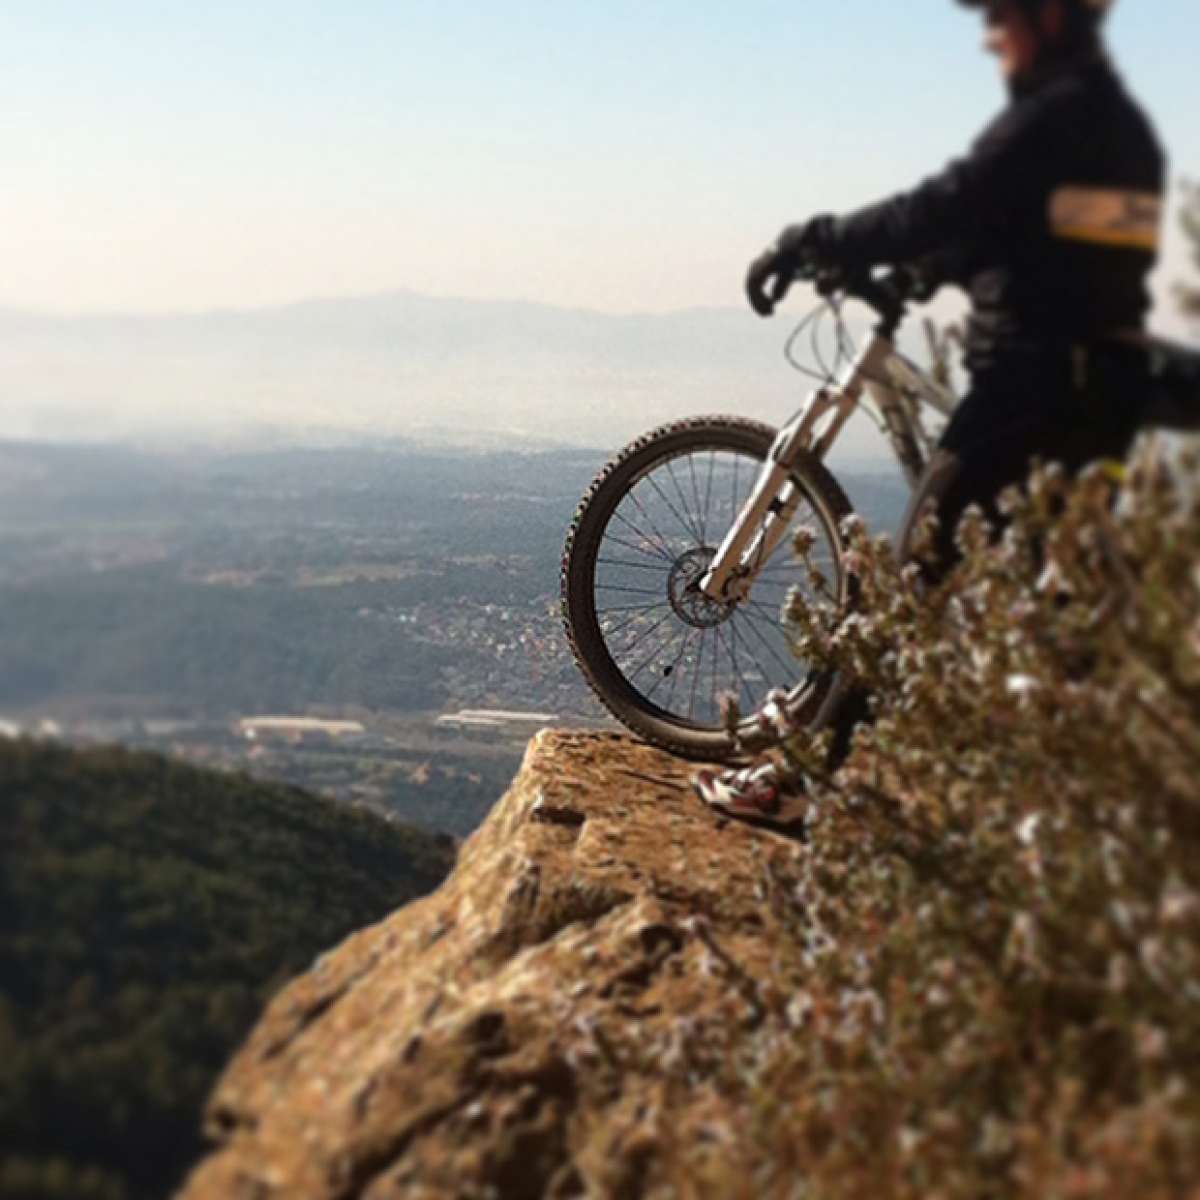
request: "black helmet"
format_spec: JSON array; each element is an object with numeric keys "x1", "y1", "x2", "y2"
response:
[{"x1": 957, "y1": 0, "x2": 1114, "y2": 23}]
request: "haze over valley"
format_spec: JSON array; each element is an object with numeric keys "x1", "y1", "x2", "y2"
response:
[{"x1": 0, "y1": 289, "x2": 901, "y2": 456}]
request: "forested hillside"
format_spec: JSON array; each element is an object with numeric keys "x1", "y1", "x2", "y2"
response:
[{"x1": 0, "y1": 739, "x2": 455, "y2": 1200}]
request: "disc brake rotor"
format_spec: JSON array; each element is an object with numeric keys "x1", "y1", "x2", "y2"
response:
[{"x1": 666, "y1": 547, "x2": 736, "y2": 629}]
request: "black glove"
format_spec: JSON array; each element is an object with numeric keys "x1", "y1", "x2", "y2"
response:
[{"x1": 744, "y1": 215, "x2": 836, "y2": 317}]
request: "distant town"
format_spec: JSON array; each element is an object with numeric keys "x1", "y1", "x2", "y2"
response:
[{"x1": 0, "y1": 439, "x2": 907, "y2": 837}]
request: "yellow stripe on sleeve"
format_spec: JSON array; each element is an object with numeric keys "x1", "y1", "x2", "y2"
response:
[{"x1": 1048, "y1": 186, "x2": 1162, "y2": 251}]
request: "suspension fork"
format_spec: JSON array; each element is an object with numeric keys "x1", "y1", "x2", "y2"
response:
[{"x1": 698, "y1": 335, "x2": 892, "y2": 604}]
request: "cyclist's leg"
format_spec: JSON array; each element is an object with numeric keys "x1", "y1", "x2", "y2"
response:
[
  {"x1": 819, "y1": 443, "x2": 970, "y2": 770},
  {"x1": 1053, "y1": 342, "x2": 1146, "y2": 470},
  {"x1": 820, "y1": 376, "x2": 1075, "y2": 770}
]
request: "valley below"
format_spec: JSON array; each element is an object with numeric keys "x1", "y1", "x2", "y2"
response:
[{"x1": 0, "y1": 437, "x2": 908, "y2": 838}]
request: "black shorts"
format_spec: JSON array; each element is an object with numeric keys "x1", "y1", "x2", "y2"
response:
[{"x1": 896, "y1": 342, "x2": 1147, "y2": 577}]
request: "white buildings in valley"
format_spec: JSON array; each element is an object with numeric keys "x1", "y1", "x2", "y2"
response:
[
  {"x1": 435, "y1": 708, "x2": 557, "y2": 731},
  {"x1": 238, "y1": 716, "x2": 366, "y2": 743}
]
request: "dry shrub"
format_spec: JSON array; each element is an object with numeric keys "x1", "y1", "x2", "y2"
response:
[{"x1": 702, "y1": 442, "x2": 1200, "y2": 1199}]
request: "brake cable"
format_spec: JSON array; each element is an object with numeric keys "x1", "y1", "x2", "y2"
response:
[{"x1": 783, "y1": 293, "x2": 891, "y2": 435}]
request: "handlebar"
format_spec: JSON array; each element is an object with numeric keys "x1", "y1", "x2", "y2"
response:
[{"x1": 779, "y1": 258, "x2": 935, "y2": 338}]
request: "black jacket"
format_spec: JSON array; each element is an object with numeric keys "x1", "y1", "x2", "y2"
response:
[{"x1": 827, "y1": 51, "x2": 1165, "y2": 370}]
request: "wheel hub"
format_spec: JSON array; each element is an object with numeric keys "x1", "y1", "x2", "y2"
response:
[{"x1": 667, "y1": 547, "x2": 735, "y2": 629}]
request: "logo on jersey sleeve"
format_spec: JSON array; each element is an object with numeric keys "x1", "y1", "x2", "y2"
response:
[{"x1": 1048, "y1": 186, "x2": 1162, "y2": 250}]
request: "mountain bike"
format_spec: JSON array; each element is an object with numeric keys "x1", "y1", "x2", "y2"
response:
[{"x1": 560, "y1": 261, "x2": 956, "y2": 760}]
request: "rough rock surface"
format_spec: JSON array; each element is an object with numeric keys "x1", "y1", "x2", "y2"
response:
[{"x1": 181, "y1": 730, "x2": 809, "y2": 1199}]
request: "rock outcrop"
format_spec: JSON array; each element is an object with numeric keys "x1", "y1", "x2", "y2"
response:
[{"x1": 181, "y1": 730, "x2": 810, "y2": 1199}]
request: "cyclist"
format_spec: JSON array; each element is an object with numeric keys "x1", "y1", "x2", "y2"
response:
[{"x1": 694, "y1": 0, "x2": 1165, "y2": 826}]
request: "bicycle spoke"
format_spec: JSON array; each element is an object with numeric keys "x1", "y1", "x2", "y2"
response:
[
  {"x1": 643, "y1": 625, "x2": 695, "y2": 702},
  {"x1": 596, "y1": 600, "x2": 672, "y2": 615},
  {"x1": 600, "y1": 609, "x2": 653, "y2": 640},
  {"x1": 731, "y1": 455, "x2": 740, "y2": 531},
  {"x1": 629, "y1": 619, "x2": 687, "y2": 685},
  {"x1": 732, "y1": 609, "x2": 798, "y2": 681},
  {"x1": 645, "y1": 468, "x2": 702, "y2": 548},
  {"x1": 709, "y1": 618, "x2": 719, "y2": 722},
  {"x1": 625, "y1": 484, "x2": 683, "y2": 561},
  {"x1": 666, "y1": 456, "x2": 706, "y2": 546},
  {"x1": 688, "y1": 629, "x2": 706, "y2": 721},
  {"x1": 736, "y1": 610, "x2": 817, "y2": 674},
  {"x1": 686, "y1": 452, "x2": 707, "y2": 545},
  {"x1": 745, "y1": 598, "x2": 789, "y2": 624},
  {"x1": 701, "y1": 451, "x2": 717, "y2": 546},
  {"x1": 595, "y1": 583, "x2": 664, "y2": 597},
  {"x1": 608, "y1": 508, "x2": 675, "y2": 562},
  {"x1": 662, "y1": 627, "x2": 697, "y2": 711},
  {"x1": 614, "y1": 609, "x2": 677, "y2": 663},
  {"x1": 730, "y1": 617, "x2": 779, "y2": 701},
  {"x1": 714, "y1": 622, "x2": 752, "y2": 709},
  {"x1": 597, "y1": 557, "x2": 671, "y2": 572},
  {"x1": 735, "y1": 627, "x2": 767, "y2": 703},
  {"x1": 734, "y1": 605, "x2": 790, "y2": 634},
  {"x1": 757, "y1": 545, "x2": 835, "y2": 573}
]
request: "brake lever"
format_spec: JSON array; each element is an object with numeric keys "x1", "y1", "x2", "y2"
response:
[{"x1": 813, "y1": 266, "x2": 844, "y2": 298}]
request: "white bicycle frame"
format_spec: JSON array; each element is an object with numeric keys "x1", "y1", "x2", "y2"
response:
[{"x1": 699, "y1": 327, "x2": 958, "y2": 605}]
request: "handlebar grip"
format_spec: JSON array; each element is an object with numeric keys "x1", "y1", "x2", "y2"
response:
[{"x1": 767, "y1": 267, "x2": 794, "y2": 309}]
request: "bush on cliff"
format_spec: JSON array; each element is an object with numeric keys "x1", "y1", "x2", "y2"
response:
[
  {"x1": 711, "y1": 444, "x2": 1200, "y2": 1197},
  {"x1": 0, "y1": 742, "x2": 455, "y2": 1200}
]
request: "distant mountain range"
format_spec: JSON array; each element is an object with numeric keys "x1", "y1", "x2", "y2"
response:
[{"x1": 0, "y1": 289, "x2": 888, "y2": 457}]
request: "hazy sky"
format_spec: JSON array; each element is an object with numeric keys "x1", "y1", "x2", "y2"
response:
[{"x1": 3, "y1": 1, "x2": 1198, "y2": 324}]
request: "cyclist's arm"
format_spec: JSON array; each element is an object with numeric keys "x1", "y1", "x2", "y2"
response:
[
  {"x1": 911, "y1": 242, "x2": 977, "y2": 291},
  {"x1": 824, "y1": 89, "x2": 1072, "y2": 266}
]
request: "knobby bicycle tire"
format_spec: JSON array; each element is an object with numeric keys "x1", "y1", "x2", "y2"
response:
[{"x1": 561, "y1": 415, "x2": 853, "y2": 761}]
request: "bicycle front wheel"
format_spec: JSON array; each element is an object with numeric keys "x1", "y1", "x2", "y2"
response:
[{"x1": 561, "y1": 415, "x2": 852, "y2": 760}]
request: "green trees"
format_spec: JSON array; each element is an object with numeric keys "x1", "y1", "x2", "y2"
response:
[
  {"x1": 0, "y1": 741, "x2": 454, "y2": 1199},
  {"x1": 0, "y1": 569, "x2": 458, "y2": 714}
]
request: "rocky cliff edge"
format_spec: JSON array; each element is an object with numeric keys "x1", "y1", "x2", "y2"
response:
[{"x1": 180, "y1": 729, "x2": 810, "y2": 1199}]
